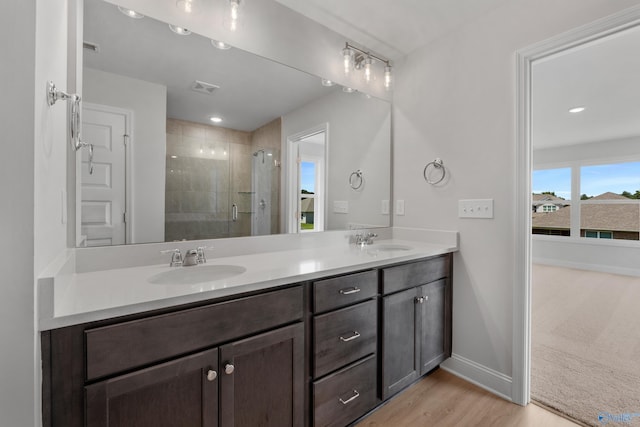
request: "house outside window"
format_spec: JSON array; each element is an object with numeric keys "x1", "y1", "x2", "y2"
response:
[{"x1": 584, "y1": 230, "x2": 613, "y2": 239}]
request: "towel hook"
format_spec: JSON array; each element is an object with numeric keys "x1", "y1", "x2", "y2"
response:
[
  {"x1": 423, "y1": 158, "x2": 446, "y2": 185},
  {"x1": 349, "y1": 169, "x2": 364, "y2": 190}
]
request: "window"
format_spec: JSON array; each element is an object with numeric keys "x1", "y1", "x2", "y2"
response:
[
  {"x1": 532, "y1": 162, "x2": 640, "y2": 241},
  {"x1": 584, "y1": 231, "x2": 613, "y2": 239},
  {"x1": 300, "y1": 161, "x2": 316, "y2": 231}
]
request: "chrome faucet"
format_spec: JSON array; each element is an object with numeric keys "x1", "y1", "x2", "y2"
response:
[
  {"x1": 354, "y1": 232, "x2": 378, "y2": 247},
  {"x1": 161, "y1": 249, "x2": 183, "y2": 267}
]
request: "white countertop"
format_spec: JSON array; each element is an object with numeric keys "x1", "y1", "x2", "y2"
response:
[{"x1": 39, "y1": 238, "x2": 457, "y2": 330}]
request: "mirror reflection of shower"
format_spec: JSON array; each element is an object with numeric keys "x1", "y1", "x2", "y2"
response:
[{"x1": 252, "y1": 148, "x2": 279, "y2": 236}]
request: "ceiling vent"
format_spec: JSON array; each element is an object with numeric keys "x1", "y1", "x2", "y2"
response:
[{"x1": 191, "y1": 80, "x2": 220, "y2": 95}]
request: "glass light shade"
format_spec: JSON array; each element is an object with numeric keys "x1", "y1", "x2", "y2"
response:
[
  {"x1": 342, "y1": 47, "x2": 354, "y2": 74},
  {"x1": 229, "y1": 0, "x2": 241, "y2": 31},
  {"x1": 363, "y1": 57, "x2": 373, "y2": 83},
  {"x1": 384, "y1": 65, "x2": 393, "y2": 90},
  {"x1": 176, "y1": 0, "x2": 199, "y2": 14}
]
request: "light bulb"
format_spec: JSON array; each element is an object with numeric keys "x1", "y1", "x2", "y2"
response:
[
  {"x1": 364, "y1": 56, "x2": 373, "y2": 83},
  {"x1": 229, "y1": 0, "x2": 240, "y2": 32},
  {"x1": 176, "y1": 0, "x2": 199, "y2": 14},
  {"x1": 384, "y1": 65, "x2": 393, "y2": 90},
  {"x1": 342, "y1": 47, "x2": 353, "y2": 75}
]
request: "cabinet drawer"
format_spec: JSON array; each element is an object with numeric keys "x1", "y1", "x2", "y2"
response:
[
  {"x1": 382, "y1": 255, "x2": 450, "y2": 294},
  {"x1": 85, "y1": 286, "x2": 303, "y2": 381},
  {"x1": 313, "y1": 300, "x2": 377, "y2": 378},
  {"x1": 313, "y1": 355, "x2": 377, "y2": 427},
  {"x1": 313, "y1": 270, "x2": 378, "y2": 313}
]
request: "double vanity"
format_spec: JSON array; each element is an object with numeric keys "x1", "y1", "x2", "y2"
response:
[{"x1": 40, "y1": 232, "x2": 456, "y2": 427}]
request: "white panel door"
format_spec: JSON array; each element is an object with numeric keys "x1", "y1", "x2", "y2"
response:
[{"x1": 81, "y1": 105, "x2": 127, "y2": 246}]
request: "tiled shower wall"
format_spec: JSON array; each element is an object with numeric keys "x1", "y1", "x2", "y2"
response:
[{"x1": 165, "y1": 118, "x2": 281, "y2": 242}]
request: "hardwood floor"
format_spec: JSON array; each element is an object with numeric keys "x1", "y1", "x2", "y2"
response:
[{"x1": 356, "y1": 369, "x2": 580, "y2": 427}]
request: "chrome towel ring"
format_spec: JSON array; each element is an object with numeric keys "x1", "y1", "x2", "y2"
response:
[
  {"x1": 349, "y1": 170, "x2": 364, "y2": 190},
  {"x1": 423, "y1": 158, "x2": 446, "y2": 185}
]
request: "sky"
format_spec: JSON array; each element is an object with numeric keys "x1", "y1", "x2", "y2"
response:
[
  {"x1": 301, "y1": 161, "x2": 315, "y2": 193},
  {"x1": 533, "y1": 161, "x2": 640, "y2": 200}
]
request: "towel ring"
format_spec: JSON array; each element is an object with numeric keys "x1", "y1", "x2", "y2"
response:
[
  {"x1": 423, "y1": 158, "x2": 446, "y2": 185},
  {"x1": 349, "y1": 170, "x2": 363, "y2": 190}
]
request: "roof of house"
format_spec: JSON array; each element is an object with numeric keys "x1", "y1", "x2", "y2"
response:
[
  {"x1": 532, "y1": 203, "x2": 640, "y2": 232},
  {"x1": 300, "y1": 198, "x2": 314, "y2": 212},
  {"x1": 532, "y1": 193, "x2": 569, "y2": 206}
]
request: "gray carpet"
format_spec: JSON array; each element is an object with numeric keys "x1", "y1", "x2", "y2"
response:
[{"x1": 531, "y1": 264, "x2": 640, "y2": 427}]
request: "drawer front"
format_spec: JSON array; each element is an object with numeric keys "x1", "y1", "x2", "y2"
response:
[
  {"x1": 313, "y1": 355, "x2": 377, "y2": 427},
  {"x1": 313, "y1": 300, "x2": 377, "y2": 378},
  {"x1": 382, "y1": 255, "x2": 450, "y2": 295},
  {"x1": 313, "y1": 270, "x2": 378, "y2": 313},
  {"x1": 85, "y1": 286, "x2": 303, "y2": 381}
]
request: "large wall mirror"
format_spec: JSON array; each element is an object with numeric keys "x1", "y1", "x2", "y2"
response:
[{"x1": 78, "y1": 0, "x2": 391, "y2": 247}]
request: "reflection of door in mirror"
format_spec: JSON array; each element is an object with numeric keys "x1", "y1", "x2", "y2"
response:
[
  {"x1": 80, "y1": 103, "x2": 129, "y2": 247},
  {"x1": 251, "y1": 148, "x2": 280, "y2": 236},
  {"x1": 288, "y1": 128, "x2": 327, "y2": 233}
]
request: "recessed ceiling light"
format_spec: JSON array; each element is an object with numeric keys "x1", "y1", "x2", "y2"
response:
[
  {"x1": 321, "y1": 78, "x2": 335, "y2": 87},
  {"x1": 169, "y1": 24, "x2": 191, "y2": 35},
  {"x1": 117, "y1": 6, "x2": 144, "y2": 19},
  {"x1": 342, "y1": 86, "x2": 356, "y2": 93},
  {"x1": 170, "y1": 155, "x2": 178, "y2": 159},
  {"x1": 568, "y1": 106, "x2": 585, "y2": 113},
  {"x1": 211, "y1": 39, "x2": 232, "y2": 50},
  {"x1": 210, "y1": 116, "x2": 223, "y2": 123}
]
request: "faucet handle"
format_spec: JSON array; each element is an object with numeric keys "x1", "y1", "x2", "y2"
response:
[
  {"x1": 196, "y1": 246, "x2": 208, "y2": 264},
  {"x1": 161, "y1": 249, "x2": 183, "y2": 267}
]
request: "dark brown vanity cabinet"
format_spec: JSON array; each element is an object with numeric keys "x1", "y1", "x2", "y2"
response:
[
  {"x1": 44, "y1": 286, "x2": 304, "y2": 427},
  {"x1": 311, "y1": 270, "x2": 379, "y2": 427},
  {"x1": 381, "y1": 255, "x2": 452, "y2": 400}
]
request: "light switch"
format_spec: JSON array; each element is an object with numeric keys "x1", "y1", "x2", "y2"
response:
[
  {"x1": 396, "y1": 200, "x2": 405, "y2": 216},
  {"x1": 382, "y1": 200, "x2": 390, "y2": 215},
  {"x1": 333, "y1": 200, "x2": 349, "y2": 214},
  {"x1": 458, "y1": 199, "x2": 494, "y2": 218}
]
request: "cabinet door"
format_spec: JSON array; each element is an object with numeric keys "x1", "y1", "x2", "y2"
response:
[
  {"x1": 418, "y1": 279, "x2": 450, "y2": 376},
  {"x1": 219, "y1": 323, "x2": 304, "y2": 427},
  {"x1": 85, "y1": 348, "x2": 218, "y2": 427},
  {"x1": 381, "y1": 288, "x2": 419, "y2": 400}
]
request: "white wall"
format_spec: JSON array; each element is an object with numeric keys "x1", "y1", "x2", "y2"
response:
[
  {"x1": 282, "y1": 90, "x2": 391, "y2": 230},
  {"x1": 1, "y1": 0, "x2": 70, "y2": 425},
  {"x1": 0, "y1": 2, "x2": 37, "y2": 425},
  {"x1": 393, "y1": 0, "x2": 640, "y2": 400},
  {"x1": 83, "y1": 68, "x2": 167, "y2": 244}
]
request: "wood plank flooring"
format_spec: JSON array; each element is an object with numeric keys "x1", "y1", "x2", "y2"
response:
[{"x1": 356, "y1": 369, "x2": 580, "y2": 427}]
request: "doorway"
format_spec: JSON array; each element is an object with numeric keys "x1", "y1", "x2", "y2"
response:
[
  {"x1": 286, "y1": 125, "x2": 328, "y2": 233},
  {"x1": 515, "y1": 5, "x2": 640, "y2": 418}
]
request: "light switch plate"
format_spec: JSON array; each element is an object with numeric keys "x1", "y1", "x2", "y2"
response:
[
  {"x1": 382, "y1": 200, "x2": 390, "y2": 215},
  {"x1": 396, "y1": 200, "x2": 405, "y2": 216},
  {"x1": 333, "y1": 200, "x2": 349, "y2": 214},
  {"x1": 459, "y1": 199, "x2": 494, "y2": 218}
]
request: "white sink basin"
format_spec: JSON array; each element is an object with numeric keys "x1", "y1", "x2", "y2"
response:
[
  {"x1": 369, "y1": 244, "x2": 413, "y2": 252},
  {"x1": 148, "y1": 265, "x2": 247, "y2": 285}
]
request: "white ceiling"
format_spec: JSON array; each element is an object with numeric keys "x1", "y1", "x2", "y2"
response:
[
  {"x1": 274, "y1": 0, "x2": 511, "y2": 60},
  {"x1": 532, "y1": 25, "x2": 640, "y2": 149}
]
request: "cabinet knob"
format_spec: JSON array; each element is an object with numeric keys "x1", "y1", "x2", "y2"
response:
[
  {"x1": 224, "y1": 363, "x2": 235, "y2": 375},
  {"x1": 206, "y1": 370, "x2": 217, "y2": 381},
  {"x1": 415, "y1": 296, "x2": 425, "y2": 304}
]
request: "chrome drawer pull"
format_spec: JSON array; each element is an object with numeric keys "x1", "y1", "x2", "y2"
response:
[
  {"x1": 339, "y1": 331, "x2": 361, "y2": 342},
  {"x1": 339, "y1": 287, "x2": 361, "y2": 295},
  {"x1": 339, "y1": 389, "x2": 360, "y2": 405}
]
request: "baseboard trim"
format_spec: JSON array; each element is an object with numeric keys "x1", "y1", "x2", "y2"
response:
[
  {"x1": 533, "y1": 257, "x2": 640, "y2": 278},
  {"x1": 440, "y1": 354, "x2": 513, "y2": 402}
]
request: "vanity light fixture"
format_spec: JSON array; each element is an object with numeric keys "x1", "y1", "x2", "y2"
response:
[
  {"x1": 117, "y1": 6, "x2": 144, "y2": 19},
  {"x1": 169, "y1": 24, "x2": 191, "y2": 35},
  {"x1": 211, "y1": 39, "x2": 232, "y2": 50},
  {"x1": 341, "y1": 42, "x2": 393, "y2": 90},
  {"x1": 176, "y1": 0, "x2": 199, "y2": 14},
  {"x1": 321, "y1": 78, "x2": 335, "y2": 87},
  {"x1": 210, "y1": 116, "x2": 223, "y2": 123},
  {"x1": 228, "y1": 0, "x2": 241, "y2": 32},
  {"x1": 569, "y1": 106, "x2": 585, "y2": 113}
]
